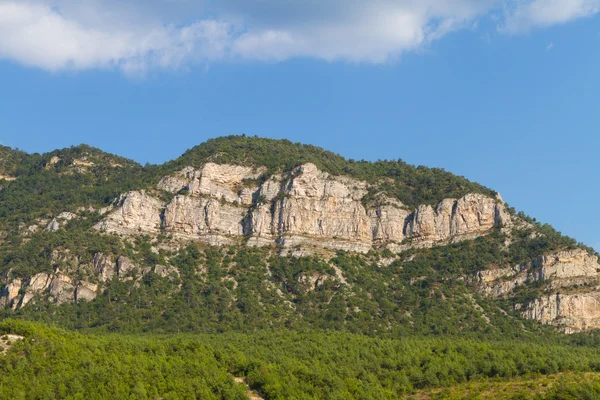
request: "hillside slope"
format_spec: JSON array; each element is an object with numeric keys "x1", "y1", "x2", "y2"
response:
[{"x1": 0, "y1": 136, "x2": 598, "y2": 336}]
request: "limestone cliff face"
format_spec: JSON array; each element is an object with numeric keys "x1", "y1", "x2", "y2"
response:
[
  {"x1": 369, "y1": 204, "x2": 410, "y2": 244},
  {"x1": 10, "y1": 272, "x2": 97, "y2": 307},
  {"x1": 477, "y1": 265, "x2": 527, "y2": 298},
  {"x1": 158, "y1": 163, "x2": 264, "y2": 205},
  {"x1": 0, "y1": 279, "x2": 22, "y2": 309},
  {"x1": 95, "y1": 191, "x2": 163, "y2": 235},
  {"x1": 523, "y1": 293, "x2": 600, "y2": 333},
  {"x1": 96, "y1": 162, "x2": 508, "y2": 253},
  {"x1": 94, "y1": 253, "x2": 115, "y2": 282},
  {"x1": 477, "y1": 249, "x2": 600, "y2": 298},
  {"x1": 406, "y1": 194, "x2": 505, "y2": 244},
  {"x1": 163, "y1": 195, "x2": 244, "y2": 244},
  {"x1": 269, "y1": 164, "x2": 373, "y2": 252},
  {"x1": 0, "y1": 252, "x2": 145, "y2": 308},
  {"x1": 477, "y1": 249, "x2": 600, "y2": 332},
  {"x1": 531, "y1": 250, "x2": 599, "y2": 281}
]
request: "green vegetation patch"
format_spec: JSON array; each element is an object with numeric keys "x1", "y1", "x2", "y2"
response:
[{"x1": 2, "y1": 320, "x2": 600, "y2": 399}]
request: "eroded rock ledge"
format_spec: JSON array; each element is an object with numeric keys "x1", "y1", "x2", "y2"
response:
[
  {"x1": 477, "y1": 249, "x2": 600, "y2": 332},
  {"x1": 0, "y1": 253, "x2": 179, "y2": 310},
  {"x1": 477, "y1": 249, "x2": 600, "y2": 298},
  {"x1": 95, "y1": 162, "x2": 511, "y2": 254},
  {"x1": 0, "y1": 272, "x2": 97, "y2": 309}
]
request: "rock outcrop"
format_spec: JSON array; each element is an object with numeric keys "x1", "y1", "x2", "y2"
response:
[
  {"x1": 531, "y1": 250, "x2": 599, "y2": 282},
  {"x1": 94, "y1": 253, "x2": 116, "y2": 282},
  {"x1": 13, "y1": 272, "x2": 95, "y2": 306},
  {"x1": 0, "y1": 279, "x2": 22, "y2": 309},
  {"x1": 158, "y1": 163, "x2": 264, "y2": 205},
  {"x1": 163, "y1": 195, "x2": 244, "y2": 244},
  {"x1": 44, "y1": 212, "x2": 79, "y2": 232},
  {"x1": 75, "y1": 282, "x2": 98, "y2": 302},
  {"x1": 477, "y1": 249, "x2": 600, "y2": 298},
  {"x1": 477, "y1": 249, "x2": 600, "y2": 332},
  {"x1": 0, "y1": 254, "x2": 140, "y2": 308},
  {"x1": 47, "y1": 274, "x2": 76, "y2": 304},
  {"x1": 97, "y1": 163, "x2": 509, "y2": 254},
  {"x1": 406, "y1": 194, "x2": 505, "y2": 244},
  {"x1": 94, "y1": 191, "x2": 163, "y2": 235},
  {"x1": 370, "y1": 204, "x2": 411, "y2": 244},
  {"x1": 45, "y1": 219, "x2": 61, "y2": 232},
  {"x1": 154, "y1": 265, "x2": 179, "y2": 279},
  {"x1": 116, "y1": 256, "x2": 137, "y2": 278},
  {"x1": 523, "y1": 293, "x2": 600, "y2": 333},
  {"x1": 21, "y1": 273, "x2": 52, "y2": 306}
]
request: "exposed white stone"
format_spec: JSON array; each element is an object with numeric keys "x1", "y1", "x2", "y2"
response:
[
  {"x1": 94, "y1": 191, "x2": 163, "y2": 235},
  {"x1": 116, "y1": 256, "x2": 136, "y2": 277},
  {"x1": 0, "y1": 279, "x2": 22, "y2": 309},
  {"x1": 75, "y1": 282, "x2": 98, "y2": 302},
  {"x1": 21, "y1": 273, "x2": 52, "y2": 306},
  {"x1": 98, "y1": 163, "x2": 509, "y2": 253},
  {"x1": 524, "y1": 293, "x2": 600, "y2": 333},
  {"x1": 45, "y1": 219, "x2": 60, "y2": 232},
  {"x1": 48, "y1": 274, "x2": 75, "y2": 304},
  {"x1": 154, "y1": 265, "x2": 179, "y2": 278},
  {"x1": 94, "y1": 253, "x2": 115, "y2": 282}
]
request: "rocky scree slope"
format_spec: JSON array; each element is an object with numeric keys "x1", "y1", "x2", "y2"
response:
[{"x1": 0, "y1": 136, "x2": 598, "y2": 335}]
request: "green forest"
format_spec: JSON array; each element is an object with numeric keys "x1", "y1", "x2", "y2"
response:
[{"x1": 2, "y1": 319, "x2": 600, "y2": 399}]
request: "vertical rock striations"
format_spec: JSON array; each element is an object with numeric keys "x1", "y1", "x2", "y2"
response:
[
  {"x1": 406, "y1": 194, "x2": 505, "y2": 244},
  {"x1": 523, "y1": 293, "x2": 600, "y2": 333},
  {"x1": 477, "y1": 249, "x2": 600, "y2": 332},
  {"x1": 95, "y1": 191, "x2": 163, "y2": 235},
  {"x1": 95, "y1": 162, "x2": 509, "y2": 253}
]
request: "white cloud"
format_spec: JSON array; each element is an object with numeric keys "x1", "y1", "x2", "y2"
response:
[
  {"x1": 223, "y1": 0, "x2": 499, "y2": 62},
  {"x1": 502, "y1": 0, "x2": 600, "y2": 33},
  {"x1": 0, "y1": 1, "x2": 232, "y2": 73},
  {"x1": 0, "y1": 0, "x2": 597, "y2": 73}
]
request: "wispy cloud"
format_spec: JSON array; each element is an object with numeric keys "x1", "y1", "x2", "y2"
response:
[
  {"x1": 546, "y1": 42, "x2": 555, "y2": 51},
  {"x1": 0, "y1": 0, "x2": 598, "y2": 74},
  {"x1": 501, "y1": 0, "x2": 600, "y2": 33}
]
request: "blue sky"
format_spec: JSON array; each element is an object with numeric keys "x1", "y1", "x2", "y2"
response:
[{"x1": 1, "y1": 1, "x2": 600, "y2": 248}]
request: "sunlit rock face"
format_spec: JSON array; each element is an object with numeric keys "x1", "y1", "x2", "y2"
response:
[
  {"x1": 406, "y1": 194, "x2": 504, "y2": 244},
  {"x1": 94, "y1": 191, "x2": 163, "y2": 235},
  {"x1": 523, "y1": 293, "x2": 600, "y2": 334},
  {"x1": 477, "y1": 249, "x2": 600, "y2": 332},
  {"x1": 95, "y1": 162, "x2": 508, "y2": 253}
]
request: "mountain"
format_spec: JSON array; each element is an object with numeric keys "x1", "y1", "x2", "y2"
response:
[{"x1": 0, "y1": 136, "x2": 597, "y2": 337}]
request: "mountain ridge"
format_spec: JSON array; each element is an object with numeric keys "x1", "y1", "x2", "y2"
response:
[
  {"x1": 1, "y1": 135, "x2": 496, "y2": 207},
  {"x1": 0, "y1": 135, "x2": 598, "y2": 337}
]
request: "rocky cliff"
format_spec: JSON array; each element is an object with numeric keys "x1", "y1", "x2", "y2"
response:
[
  {"x1": 0, "y1": 251, "x2": 179, "y2": 310},
  {"x1": 0, "y1": 272, "x2": 97, "y2": 309},
  {"x1": 477, "y1": 249, "x2": 600, "y2": 332},
  {"x1": 95, "y1": 162, "x2": 510, "y2": 254},
  {"x1": 3, "y1": 162, "x2": 514, "y2": 312},
  {"x1": 522, "y1": 293, "x2": 600, "y2": 334},
  {"x1": 1, "y1": 136, "x2": 598, "y2": 336}
]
